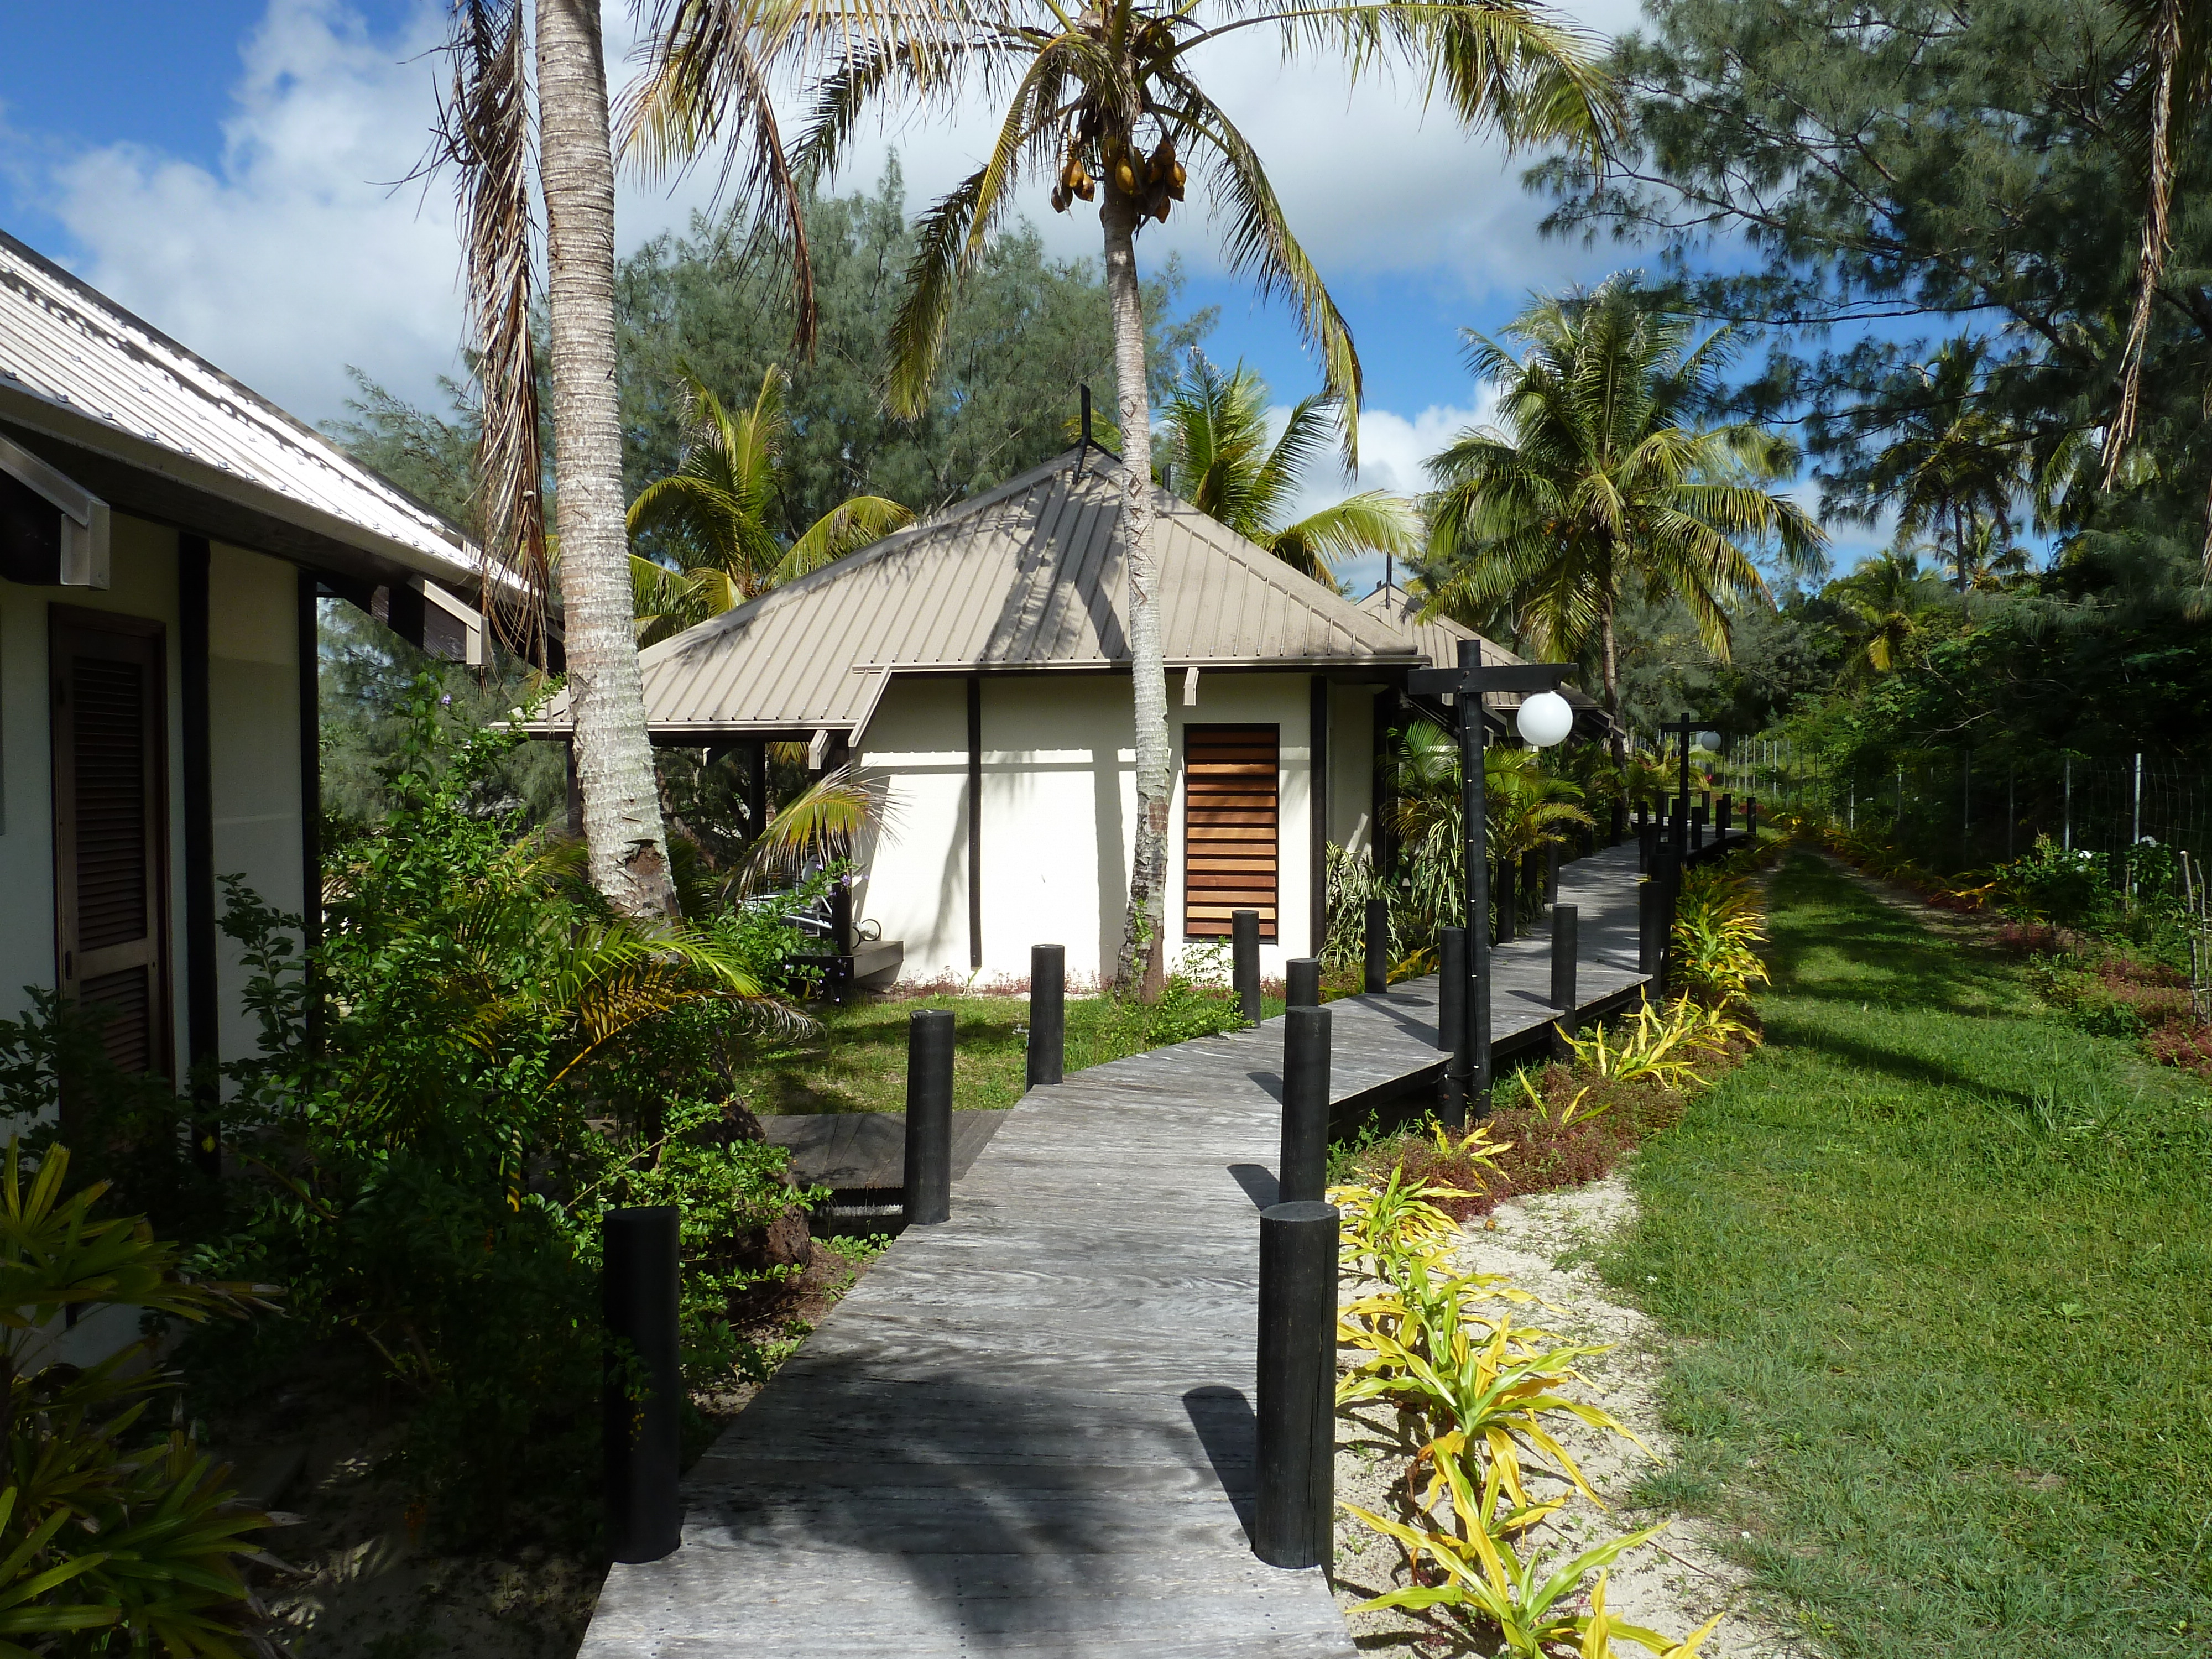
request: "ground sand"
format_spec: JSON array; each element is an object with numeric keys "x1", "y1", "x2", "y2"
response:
[{"x1": 1328, "y1": 1178, "x2": 1809, "y2": 1657}]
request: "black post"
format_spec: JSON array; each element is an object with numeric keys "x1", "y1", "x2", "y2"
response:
[
  {"x1": 1551, "y1": 904, "x2": 1578, "y2": 1019},
  {"x1": 1636, "y1": 811, "x2": 1651, "y2": 874},
  {"x1": 1543, "y1": 845, "x2": 1559, "y2": 904},
  {"x1": 1233, "y1": 909, "x2": 1262, "y2": 1024},
  {"x1": 1255, "y1": 1199, "x2": 1339, "y2": 1570},
  {"x1": 1495, "y1": 859, "x2": 1517, "y2": 944},
  {"x1": 1026, "y1": 945, "x2": 1065, "y2": 1089},
  {"x1": 1286, "y1": 957, "x2": 1323, "y2": 1008},
  {"x1": 1280, "y1": 1007, "x2": 1332, "y2": 1204},
  {"x1": 1637, "y1": 877, "x2": 1657, "y2": 974},
  {"x1": 1691, "y1": 806, "x2": 1706, "y2": 852},
  {"x1": 904, "y1": 1010, "x2": 953, "y2": 1225},
  {"x1": 1609, "y1": 800, "x2": 1625, "y2": 849},
  {"x1": 1718, "y1": 794, "x2": 1733, "y2": 838},
  {"x1": 1455, "y1": 640, "x2": 1493, "y2": 1108},
  {"x1": 1362, "y1": 898, "x2": 1388, "y2": 994},
  {"x1": 179, "y1": 536, "x2": 218, "y2": 1176},
  {"x1": 1747, "y1": 798, "x2": 1759, "y2": 841},
  {"x1": 1438, "y1": 926, "x2": 1467, "y2": 1129},
  {"x1": 603, "y1": 1205, "x2": 682, "y2": 1565}
]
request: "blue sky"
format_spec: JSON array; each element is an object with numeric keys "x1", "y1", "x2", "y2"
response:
[{"x1": 0, "y1": 0, "x2": 1879, "y2": 587}]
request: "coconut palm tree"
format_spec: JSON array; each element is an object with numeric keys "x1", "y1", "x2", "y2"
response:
[
  {"x1": 1421, "y1": 277, "x2": 1826, "y2": 766},
  {"x1": 628, "y1": 366, "x2": 914, "y2": 644},
  {"x1": 1146, "y1": 356, "x2": 1420, "y2": 591},
  {"x1": 430, "y1": 0, "x2": 942, "y2": 919},
  {"x1": 1828, "y1": 549, "x2": 1949, "y2": 684},
  {"x1": 801, "y1": 0, "x2": 1616, "y2": 997},
  {"x1": 1859, "y1": 339, "x2": 2027, "y2": 595}
]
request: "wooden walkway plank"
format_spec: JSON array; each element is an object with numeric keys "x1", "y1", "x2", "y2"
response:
[{"x1": 582, "y1": 842, "x2": 1651, "y2": 1658}]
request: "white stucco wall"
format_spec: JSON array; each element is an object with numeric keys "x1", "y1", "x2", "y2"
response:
[
  {"x1": 0, "y1": 520, "x2": 305, "y2": 1082},
  {"x1": 854, "y1": 670, "x2": 1374, "y2": 989},
  {"x1": 207, "y1": 542, "x2": 305, "y2": 1070}
]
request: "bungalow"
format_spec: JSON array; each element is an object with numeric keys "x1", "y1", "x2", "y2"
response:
[
  {"x1": 0, "y1": 229, "x2": 482, "y2": 1097},
  {"x1": 535, "y1": 445, "x2": 1601, "y2": 988}
]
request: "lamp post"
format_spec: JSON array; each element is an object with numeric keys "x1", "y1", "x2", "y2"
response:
[{"x1": 1409, "y1": 643, "x2": 1576, "y2": 1113}]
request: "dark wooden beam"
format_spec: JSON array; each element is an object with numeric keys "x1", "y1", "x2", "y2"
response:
[
  {"x1": 1310, "y1": 676, "x2": 1328, "y2": 955},
  {"x1": 296, "y1": 568, "x2": 322, "y2": 1057}
]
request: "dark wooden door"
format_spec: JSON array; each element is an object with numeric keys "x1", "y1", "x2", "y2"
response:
[
  {"x1": 51, "y1": 608, "x2": 171, "y2": 1081},
  {"x1": 1182, "y1": 724, "x2": 1279, "y2": 940}
]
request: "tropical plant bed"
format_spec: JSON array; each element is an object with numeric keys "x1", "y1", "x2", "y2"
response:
[
  {"x1": 733, "y1": 981, "x2": 1288, "y2": 1115},
  {"x1": 1602, "y1": 850, "x2": 2212, "y2": 1655}
]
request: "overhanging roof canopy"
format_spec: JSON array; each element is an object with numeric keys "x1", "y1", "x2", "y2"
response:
[
  {"x1": 0, "y1": 228, "x2": 481, "y2": 595},
  {"x1": 533, "y1": 448, "x2": 1425, "y2": 739}
]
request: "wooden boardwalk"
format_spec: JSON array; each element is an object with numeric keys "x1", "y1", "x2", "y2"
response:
[{"x1": 581, "y1": 843, "x2": 1648, "y2": 1658}]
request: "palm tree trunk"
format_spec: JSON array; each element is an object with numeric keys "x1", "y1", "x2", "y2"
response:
[
  {"x1": 538, "y1": 0, "x2": 679, "y2": 919},
  {"x1": 1102, "y1": 188, "x2": 1169, "y2": 1002},
  {"x1": 1600, "y1": 599, "x2": 1624, "y2": 769}
]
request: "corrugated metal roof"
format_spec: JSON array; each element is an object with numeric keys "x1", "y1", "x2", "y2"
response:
[
  {"x1": 535, "y1": 448, "x2": 1423, "y2": 736},
  {"x1": 0, "y1": 229, "x2": 476, "y2": 585}
]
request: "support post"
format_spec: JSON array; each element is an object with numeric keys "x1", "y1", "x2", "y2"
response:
[
  {"x1": 1437, "y1": 926, "x2": 1467, "y2": 1128},
  {"x1": 1255, "y1": 1200, "x2": 1339, "y2": 1571},
  {"x1": 1286, "y1": 957, "x2": 1322, "y2": 1009},
  {"x1": 828, "y1": 878, "x2": 854, "y2": 1002},
  {"x1": 179, "y1": 536, "x2": 218, "y2": 1175},
  {"x1": 1455, "y1": 643, "x2": 1493, "y2": 1109},
  {"x1": 1637, "y1": 878, "x2": 1657, "y2": 975},
  {"x1": 1609, "y1": 800, "x2": 1624, "y2": 848},
  {"x1": 1551, "y1": 904, "x2": 1579, "y2": 1020},
  {"x1": 1636, "y1": 810, "x2": 1651, "y2": 874},
  {"x1": 1233, "y1": 910, "x2": 1262, "y2": 1024},
  {"x1": 1718, "y1": 794, "x2": 1733, "y2": 838},
  {"x1": 295, "y1": 569, "x2": 323, "y2": 1058},
  {"x1": 603, "y1": 1206, "x2": 682, "y2": 1564},
  {"x1": 1309, "y1": 676, "x2": 1329, "y2": 952},
  {"x1": 1363, "y1": 898, "x2": 1388, "y2": 994},
  {"x1": 1280, "y1": 1007, "x2": 1331, "y2": 1204},
  {"x1": 967, "y1": 676, "x2": 983, "y2": 971},
  {"x1": 1544, "y1": 844, "x2": 1559, "y2": 904},
  {"x1": 1026, "y1": 945, "x2": 1065, "y2": 1089},
  {"x1": 1495, "y1": 859, "x2": 1516, "y2": 945},
  {"x1": 904, "y1": 1010, "x2": 953, "y2": 1225}
]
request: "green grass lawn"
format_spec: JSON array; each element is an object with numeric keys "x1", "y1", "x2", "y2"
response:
[
  {"x1": 735, "y1": 989, "x2": 1289, "y2": 1115},
  {"x1": 1608, "y1": 851, "x2": 2212, "y2": 1657}
]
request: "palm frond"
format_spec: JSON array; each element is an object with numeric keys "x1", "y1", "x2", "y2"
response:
[
  {"x1": 779, "y1": 495, "x2": 915, "y2": 579},
  {"x1": 734, "y1": 763, "x2": 894, "y2": 895}
]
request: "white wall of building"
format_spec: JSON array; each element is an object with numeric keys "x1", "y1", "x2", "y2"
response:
[
  {"x1": 855, "y1": 670, "x2": 1380, "y2": 989},
  {"x1": 0, "y1": 519, "x2": 305, "y2": 1086}
]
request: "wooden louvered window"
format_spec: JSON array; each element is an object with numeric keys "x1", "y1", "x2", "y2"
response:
[
  {"x1": 50, "y1": 609, "x2": 171, "y2": 1086},
  {"x1": 1183, "y1": 723, "x2": 1279, "y2": 940}
]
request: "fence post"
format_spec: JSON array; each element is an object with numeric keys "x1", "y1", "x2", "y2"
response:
[
  {"x1": 1496, "y1": 859, "x2": 1517, "y2": 945},
  {"x1": 1363, "y1": 899, "x2": 1389, "y2": 995},
  {"x1": 1551, "y1": 904, "x2": 1579, "y2": 1039},
  {"x1": 904, "y1": 1010, "x2": 953, "y2": 1225},
  {"x1": 1026, "y1": 945, "x2": 1065, "y2": 1089},
  {"x1": 603, "y1": 1205, "x2": 683, "y2": 1565},
  {"x1": 1233, "y1": 909, "x2": 1262, "y2": 1024},
  {"x1": 1437, "y1": 926, "x2": 1467, "y2": 1130},
  {"x1": 1280, "y1": 1007, "x2": 1332, "y2": 1204},
  {"x1": 1545, "y1": 844, "x2": 1560, "y2": 904},
  {"x1": 1637, "y1": 877, "x2": 1657, "y2": 975},
  {"x1": 1254, "y1": 1200, "x2": 1339, "y2": 1569},
  {"x1": 1636, "y1": 809, "x2": 1651, "y2": 874},
  {"x1": 1609, "y1": 801, "x2": 1624, "y2": 848}
]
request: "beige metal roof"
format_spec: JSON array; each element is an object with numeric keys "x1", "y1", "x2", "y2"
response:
[
  {"x1": 534, "y1": 448, "x2": 1423, "y2": 737},
  {"x1": 1357, "y1": 583, "x2": 1606, "y2": 721},
  {"x1": 0, "y1": 229, "x2": 477, "y2": 587}
]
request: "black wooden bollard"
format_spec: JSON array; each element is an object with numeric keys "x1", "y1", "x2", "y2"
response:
[
  {"x1": 1637, "y1": 877, "x2": 1657, "y2": 975},
  {"x1": 1636, "y1": 813, "x2": 1651, "y2": 874},
  {"x1": 1363, "y1": 898, "x2": 1389, "y2": 995},
  {"x1": 1609, "y1": 801, "x2": 1625, "y2": 849},
  {"x1": 1578, "y1": 824, "x2": 1595, "y2": 859},
  {"x1": 1026, "y1": 944, "x2": 1065, "y2": 1089},
  {"x1": 1281, "y1": 1006, "x2": 1332, "y2": 1204},
  {"x1": 603, "y1": 1204, "x2": 682, "y2": 1565},
  {"x1": 1495, "y1": 860, "x2": 1517, "y2": 944},
  {"x1": 1255, "y1": 1199, "x2": 1339, "y2": 1570},
  {"x1": 1287, "y1": 957, "x2": 1322, "y2": 1009},
  {"x1": 1437, "y1": 926, "x2": 1467, "y2": 1129},
  {"x1": 1691, "y1": 806, "x2": 1706, "y2": 852},
  {"x1": 1718, "y1": 794, "x2": 1733, "y2": 838},
  {"x1": 904, "y1": 1009, "x2": 953, "y2": 1225},
  {"x1": 1545, "y1": 844, "x2": 1560, "y2": 904},
  {"x1": 1551, "y1": 903, "x2": 1579, "y2": 1019},
  {"x1": 1233, "y1": 909, "x2": 1262, "y2": 1024}
]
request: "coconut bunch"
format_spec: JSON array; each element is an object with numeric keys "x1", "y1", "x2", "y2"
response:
[{"x1": 1050, "y1": 107, "x2": 1186, "y2": 222}]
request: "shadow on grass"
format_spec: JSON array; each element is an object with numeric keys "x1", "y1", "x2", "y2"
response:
[{"x1": 1760, "y1": 851, "x2": 2020, "y2": 1019}]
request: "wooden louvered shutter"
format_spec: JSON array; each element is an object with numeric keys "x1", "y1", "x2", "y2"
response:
[
  {"x1": 1182, "y1": 724, "x2": 1279, "y2": 940},
  {"x1": 51, "y1": 609, "x2": 172, "y2": 1083}
]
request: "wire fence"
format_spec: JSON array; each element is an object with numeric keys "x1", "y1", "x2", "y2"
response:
[{"x1": 1626, "y1": 733, "x2": 2212, "y2": 880}]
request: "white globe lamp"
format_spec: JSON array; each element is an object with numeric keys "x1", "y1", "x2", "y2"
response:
[
  {"x1": 1516, "y1": 690, "x2": 1575, "y2": 750},
  {"x1": 1697, "y1": 729, "x2": 1723, "y2": 754}
]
